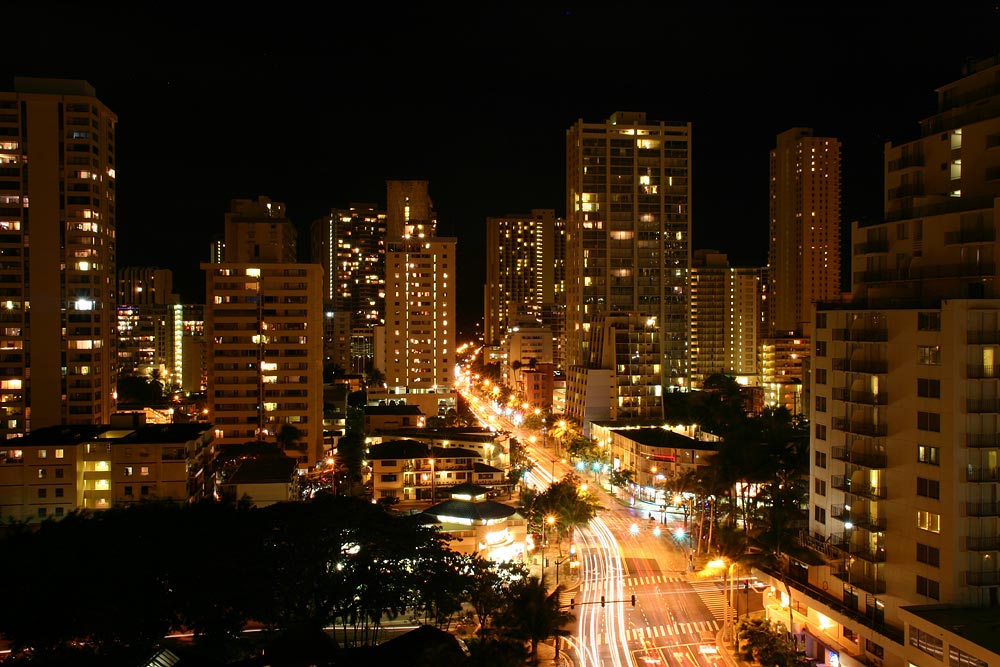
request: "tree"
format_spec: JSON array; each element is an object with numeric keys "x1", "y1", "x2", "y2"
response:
[
  {"x1": 494, "y1": 578, "x2": 574, "y2": 664},
  {"x1": 464, "y1": 556, "x2": 528, "y2": 631},
  {"x1": 365, "y1": 365, "x2": 385, "y2": 391},
  {"x1": 336, "y1": 431, "x2": 366, "y2": 496},
  {"x1": 276, "y1": 423, "x2": 303, "y2": 453},
  {"x1": 608, "y1": 467, "x2": 635, "y2": 494},
  {"x1": 735, "y1": 617, "x2": 795, "y2": 667}
]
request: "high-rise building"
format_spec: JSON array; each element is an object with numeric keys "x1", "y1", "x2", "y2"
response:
[
  {"x1": 565, "y1": 112, "x2": 691, "y2": 393},
  {"x1": 484, "y1": 209, "x2": 560, "y2": 346},
  {"x1": 116, "y1": 267, "x2": 182, "y2": 386},
  {"x1": 0, "y1": 78, "x2": 119, "y2": 436},
  {"x1": 378, "y1": 181, "x2": 456, "y2": 418},
  {"x1": 202, "y1": 197, "x2": 324, "y2": 467},
  {"x1": 768, "y1": 127, "x2": 842, "y2": 337},
  {"x1": 772, "y1": 56, "x2": 1000, "y2": 667},
  {"x1": 566, "y1": 311, "x2": 662, "y2": 425},
  {"x1": 690, "y1": 250, "x2": 765, "y2": 386},
  {"x1": 311, "y1": 203, "x2": 386, "y2": 374}
]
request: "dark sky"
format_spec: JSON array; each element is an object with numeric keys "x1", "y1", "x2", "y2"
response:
[{"x1": 5, "y1": 4, "x2": 1000, "y2": 336}]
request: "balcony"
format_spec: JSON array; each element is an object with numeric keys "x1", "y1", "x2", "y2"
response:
[
  {"x1": 967, "y1": 536, "x2": 1000, "y2": 551},
  {"x1": 850, "y1": 544, "x2": 887, "y2": 564},
  {"x1": 966, "y1": 398, "x2": 1000, "y2": 413},
  {"x1": 945, "y1": 227, "x2": 996, "y2": 244},
  {"x1": 887, "y1": 154, "x2": 924, "y2": 171},
  {"x1": 853, "y1": 240, "x2": 890, "y2": 255},
  {"x1": 966, "y1": 501, "x2": 1000, "y2": 517},
  {"x1": 968, "y1": 330, "x2": 1000, "y2": 345},
  {"x1": 968, "y1": 364, "x2": 1000, "y2": 379},
  {"x1": 833, "y1": 388, "x2": 888, "y2": 405},
  {"x1": 967, "y1": 467, "x2": 1000, "y2": 483},
  {"x1": 831, "y1": 476, "x2": 887, "y2": 500},
  {"x1": 967, "y1": 433, "x2": 1000, "y2": 448},
  {"x1": 966, "y1": 570, "x2": 1000, "y2": 586},
  {"x1": 832, "y1": 358, "x2": 888, "y2": 374},
  {"x1": 832, "y1": 328, "x2": 889, "y2": 342},
  {"x1": 833, "y1": 566, "x2": 886, "y2": 595},
  {"x1": 832, "y1": 417, "x2": 888, "y2": 437},
  {"x1": 831, "y1": 446, "x2": 888, "y2": 469},
  {"x1": 831, "y1": 505, "x2": 887, "y2": 531}
]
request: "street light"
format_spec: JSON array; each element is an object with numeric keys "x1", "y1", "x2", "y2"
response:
[{"x1": 542, "y1": 515, "x2": 556, "y2": 585}]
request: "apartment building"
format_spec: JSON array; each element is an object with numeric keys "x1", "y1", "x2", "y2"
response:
[
  {"x1": 366, "y1": 440, "x2": 501, "y2": 503},
  {"x1": 690, "y1": 250, "x2": 766, "y2": 387},
  {"x1": 768, "y1": 127, "x2": 843, "y2": 338},
  {"x1": 0, "y1": 417, "x2": 213, "y2": 524},
  {"x1": 202, "y1": 197, "x2": 324, "y2": 467},
  {"x1": 0, "y1": 78, "x2": 119, "y2": 437},
  {"x1": 310, "y1": 203, "x2": 386, "y2": 373},
  {"x1": 566, "y1": 311, "x2": 663, "y2": 426},
  {"x1": 378, "y1": 181, "x2": 457, "y2": 418},
  {"x1": 484, "y1": 209, "x2": 561, "y2": 346},
  {"x1": 759, "y1": 55, "x2": 1000, "y2": 667},
  {"x1": 565, "y1": 111, "x2": 692, "y2": 395}
]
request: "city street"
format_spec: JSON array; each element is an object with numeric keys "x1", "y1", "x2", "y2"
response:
[{"x1": 455, "y1": 368, "x2": 766, "y2": 666}]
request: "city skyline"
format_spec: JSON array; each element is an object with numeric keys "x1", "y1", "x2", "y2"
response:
[{"x1": 5, "y1": 5, "x2": 1000, "y2": 334}]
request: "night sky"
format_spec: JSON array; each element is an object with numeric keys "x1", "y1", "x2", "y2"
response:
[{"x1": 5, "y1": 4, "x2": 1000, "y2": 336}]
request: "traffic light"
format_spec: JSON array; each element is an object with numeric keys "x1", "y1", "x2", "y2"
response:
[
  {"x1": 600, "y1": 595, "x2": 605, "y2": 608},
  {"x1": 631, "y1": 594, "x2": 636, "y2": 607},
  {"x1": 570, "y1": 598, "x2": 575, "y2": 610}
]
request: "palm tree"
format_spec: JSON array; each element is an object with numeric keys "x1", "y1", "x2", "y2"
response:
[{"x1": 494, "y1": 578, "x2": 574, "y2": 664}]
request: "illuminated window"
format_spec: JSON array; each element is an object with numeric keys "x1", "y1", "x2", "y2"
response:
[{"x1": 916, "y1": 510, "x2": 940, "y2": 533}]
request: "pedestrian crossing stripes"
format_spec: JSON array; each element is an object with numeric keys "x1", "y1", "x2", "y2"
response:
[
  {"x1": 688, "y1": 581, "x2": 727, "y2": 622},
  {"x1": 598, "y1": 620, "x2": 720, "y2": 644},
  {"x1": 622, "y1": 574, "x2": 686, "y2": 586}
]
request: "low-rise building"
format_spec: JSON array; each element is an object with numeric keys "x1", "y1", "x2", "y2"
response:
[
  {"x1": 421, "y1": 482, "x2": 527, "y2": 563},
  {"x1": 366, "y1": 440, "x2": 489, "y2": 503},
  {"x1": 0, "y1": 416, "x2": 213, "y2": 524}
]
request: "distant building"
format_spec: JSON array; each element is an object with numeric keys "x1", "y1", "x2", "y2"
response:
[
  {"x1": 689, "y1": 250, "x2": 765, "y2": 387},
  {"x1": 310, "y1": 203, "x2": 386, "y2": 374},
  {"x1": 378, "y1": 180, "x2": 457, "y2": 416},
  {"x1": 566, "y1": 312, "x2": 663, "y2": 428},
  {"x1": 484, "y1": 209, "x2": 561, "y2": 346},
  {"x1": 363, "y1": 404, "x2": 425, "y2": 432},
  {"x1": 565, "y1": 111, "x2": 692, "y2": 392},
  {"x1": 202, "y1": 196, "x2": 324, "y2": 468},
  {"x1": 768, "y1": 127, "x2": 842, "y2": 337}
]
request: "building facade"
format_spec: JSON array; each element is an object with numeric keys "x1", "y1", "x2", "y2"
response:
[
  {"x1": 0, "y1": 417, "x2": 213, "y2": 524},
  {"x1": 768, "y1": 127, "x2": 842, "y2": 337},
  {"x1": 763, "y1": 55, "x2": 1000, "y2": 667},
  {"x1": 203, "y1": 197, "x2": 324, "y2": 467},
  {"x1": 484, "y1": 209, "x2": 560, "y2": 346},
  {"x1": 565, "y1": 111, "x2": 692, "y2": 395},
  {"x1": 310, "y1": 203, "x2": 386, "y2": 374},
  {"x1": 379, "y1": 180, "x2": 457, "y2": 417},
  {"x1": 0, "y1": 78, "x2": 119, "y2": 437}
]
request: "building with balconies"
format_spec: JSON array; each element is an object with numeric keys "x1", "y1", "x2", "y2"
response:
[
  {"x1": 366, "y1": 439, "x2": 495, "y2": 504},
  {"x1": 756, "y1": 55, "x2": 1000, "y2": 667}
]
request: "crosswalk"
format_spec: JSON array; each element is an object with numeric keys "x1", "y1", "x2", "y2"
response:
[
  {"x1": 622, "y1": 574, "x2": 687, "y2": 586},
  {"x1": 688, "y1": 580, "x2": 728, "y2": 622},
  {"x1": 596, "y1": 619, "x2": 720, "y2": 644}
]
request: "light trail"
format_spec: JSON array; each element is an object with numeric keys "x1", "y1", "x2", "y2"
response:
[{"x1": 573, "y1": 515, "x2": 636, "y2": 667}]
